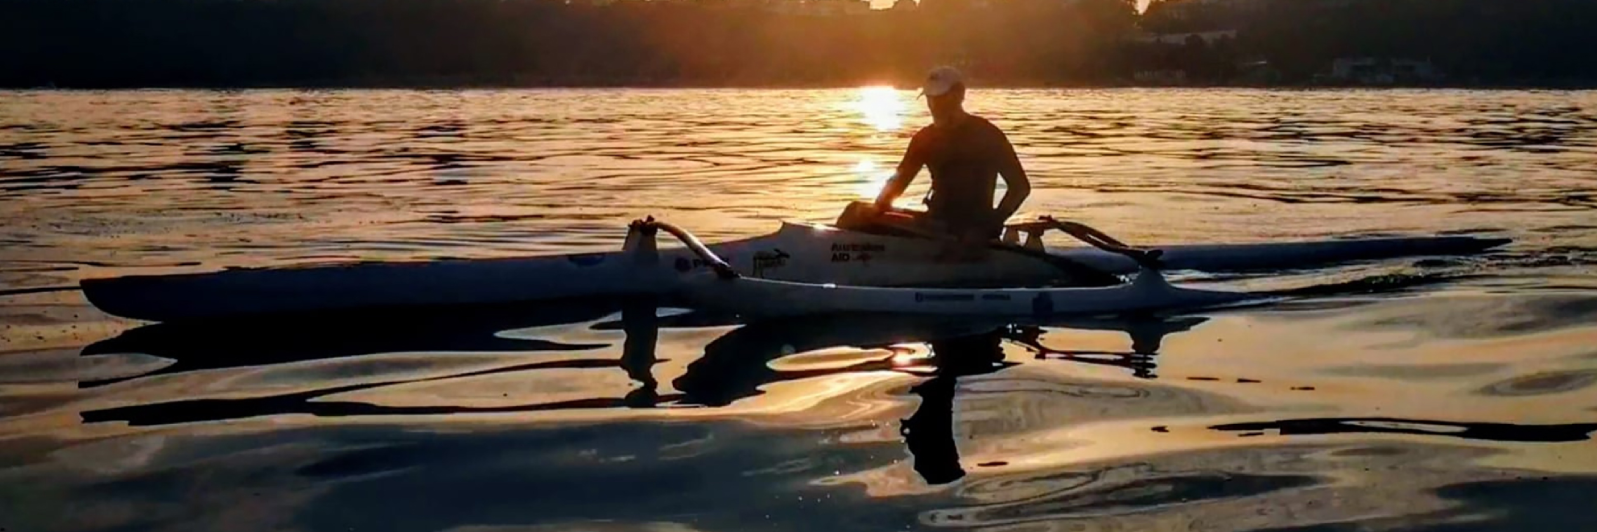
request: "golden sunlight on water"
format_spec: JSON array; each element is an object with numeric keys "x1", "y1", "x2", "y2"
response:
[
  {"x1": 2, "y1": 89, "x2": 1597, "y2": 532},
  {"x1": 851, "y1": 158, "x2": 893, "y2": 199},
  {"x1": 854, "y1": 86, "x2": 907, "y2": 132}
]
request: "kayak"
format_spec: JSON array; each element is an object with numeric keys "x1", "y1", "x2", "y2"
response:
[
  {"x1": 79, "y1": 220, "x2": 1053, "y2": 322},
  {"x1": 80, "y1": 217, "x2": 1510, "y2": 322},
  {"x1": 79, "y1": 211, "x2": 1510, "y2": 322}
]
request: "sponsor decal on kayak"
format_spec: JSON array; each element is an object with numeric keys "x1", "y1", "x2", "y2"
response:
[
  {"x1": 913, "y1": 292, "x2": 1012, "y2": 303},
  {"x1": 675, "y1": 255, "x2": 735, "y2": 273},
  {"x1": 752, "y1": 249, "x2": 789, "y2": 277},
  {"x1": 829, "y1": 243, "x2": 882, "y2": 264},
  {"x1": 831, "y1": 242, "x2": 886, "y2": 253},
  {"x1": 567, "y1": 253, "x2": 605, "y2": 267},
  {"x1": 914, "y1": 292, "x2": 975, "y2": 303}
]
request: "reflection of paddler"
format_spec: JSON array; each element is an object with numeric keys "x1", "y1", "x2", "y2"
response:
[
  {"x1": 1003, "y1": 317, "x2": 1208, "y2": 380},
  {"x1": 903, "y1": 373, "x2": 963, "y2": 484},
  {"x1": 900, "y1": 329, "x2": 1012, "y2": 485}
]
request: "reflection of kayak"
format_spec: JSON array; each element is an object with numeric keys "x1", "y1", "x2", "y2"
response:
[{"x1": 80, "y1": 205, "x2": 1510, "y2": 323}]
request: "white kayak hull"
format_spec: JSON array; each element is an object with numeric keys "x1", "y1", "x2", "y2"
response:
[
  {"x1": 79, "y1": 221, "x2": 1066, "y2": 322},
  {"x1": 679, "y1": 268, "x2": 1258, "y2": 319},
  {"x1": 80, "y1": 220, "x2": 1509, "y2": 322}
]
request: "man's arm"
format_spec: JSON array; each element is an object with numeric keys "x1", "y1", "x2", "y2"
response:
[
  {"x1": 990, "y1": 130, "x2": 1031, "y2": 226},
  {"x1": 874, "y1": 132, "x2": 928, "y2": 211}
]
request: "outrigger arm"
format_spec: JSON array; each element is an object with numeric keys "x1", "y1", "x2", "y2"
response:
[
  {"x1": 626, "y1": 216, "x2": 741, "y2": 279},
  {"x1": 1004, "y1": 216, "x2": 1166, "y2": 270},
  {"x1": 625, "y1": 214, "x2": 1166, "y2": 283}
]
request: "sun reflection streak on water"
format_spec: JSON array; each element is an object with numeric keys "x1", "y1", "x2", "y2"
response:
[
  {"x1": 4, "y1": 88, "x2": 1597, "y2": 532},
  {"x1": 851, "y1": 159, "x2": 895, "y2": 200},
  {"x1": 854, "y1": 86, "x2": 906, "y2": 133}
]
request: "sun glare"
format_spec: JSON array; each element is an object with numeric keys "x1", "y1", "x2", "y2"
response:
[
  {"x1": 852, "y1": 158, "x2": 894, "y2": 199},
  {"x1": 855, "y1": 86, "x2": 905, "y2": 132}
]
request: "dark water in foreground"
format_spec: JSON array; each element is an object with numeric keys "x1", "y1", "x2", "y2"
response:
[{"x1": 2, "y1": 88, "x2": 1597, "y2": 532}]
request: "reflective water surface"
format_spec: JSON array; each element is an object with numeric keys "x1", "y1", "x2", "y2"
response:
[{"x1": 2, "y1": 88, "x2": 1596, "y2": 532}]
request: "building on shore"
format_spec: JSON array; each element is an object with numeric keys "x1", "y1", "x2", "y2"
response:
[
  {"x1": 762, "y1": 0, "x2": 873, "y2": 15},
  {"x1": 1320, "y1": 57, "x2": 1444, "y2": 85}
]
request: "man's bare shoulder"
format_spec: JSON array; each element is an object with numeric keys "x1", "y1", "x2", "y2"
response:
[
  {"x1": 967, "y1": 115, "x2": 1008, "y2": 136},
  {"x1": 962, "y1": 115, "x2": 1013, "y2": 149}
]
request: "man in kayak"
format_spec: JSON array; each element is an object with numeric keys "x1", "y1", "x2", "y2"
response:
[{"x1": 870, "y1": 66, "x2": 1032, "y2": 251}]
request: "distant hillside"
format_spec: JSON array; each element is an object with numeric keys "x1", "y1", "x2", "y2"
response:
[{"x1": 1, "y1": 0, "x2": 1592, "y2": 88}]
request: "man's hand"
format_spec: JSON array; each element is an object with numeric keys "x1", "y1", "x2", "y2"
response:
[
  {"x1": 871, "y1": 195, "x2": 896, "y2": 214},
  {"x1": 863, "y1": 200, "x2": 883, "y2": 216}
]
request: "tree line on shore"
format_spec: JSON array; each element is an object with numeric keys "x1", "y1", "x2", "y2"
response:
[{"x1": 2, "y1": 0, "x2": 1592, "y2": 88}]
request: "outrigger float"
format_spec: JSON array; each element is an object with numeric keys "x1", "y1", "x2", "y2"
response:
[{"x1": 81, "y1": 202, "x2": 1511, "y2": 322}]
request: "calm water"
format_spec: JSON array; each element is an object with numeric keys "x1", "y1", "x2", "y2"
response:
[{"x1": 2, "y1": 88, "x2": 1597, "y2": 532}]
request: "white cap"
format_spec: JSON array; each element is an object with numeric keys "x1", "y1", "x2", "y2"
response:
[{"x1": 919, "y1": 66, "x2": 964, "y2": 98}]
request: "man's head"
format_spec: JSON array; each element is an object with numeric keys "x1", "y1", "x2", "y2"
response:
[{"x1": 919, "y1": 66, "x2": 966, "y2": 125}]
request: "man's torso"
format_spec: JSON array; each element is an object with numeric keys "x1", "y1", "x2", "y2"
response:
[{"x1": 913, "y1": 115, "x2": 1006, "y2": 225}]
